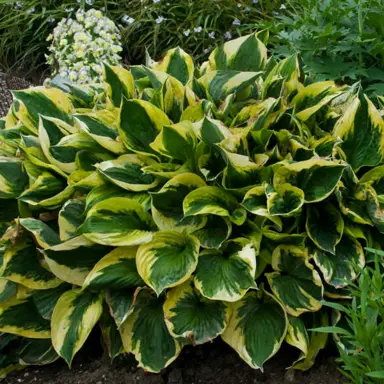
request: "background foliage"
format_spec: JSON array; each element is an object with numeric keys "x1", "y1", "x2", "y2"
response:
[
  {"x1": 270, "y1": 0, "x2": 384, "y2": 96},
  {"x1": 0, "y1": 0, "x2": 280, "y2": 76}
]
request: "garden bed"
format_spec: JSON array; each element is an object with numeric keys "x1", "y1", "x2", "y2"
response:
[{"x1": 5, "y1": 339, "x2": 344, "y2": 384}]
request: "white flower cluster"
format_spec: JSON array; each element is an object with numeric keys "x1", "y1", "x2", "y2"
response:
[{"x1": 46, "y1": 9, "x2": 122, "y2": 84}]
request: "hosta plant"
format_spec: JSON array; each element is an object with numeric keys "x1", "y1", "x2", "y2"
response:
[
  {"x1": 46, "y1": 8, "x2": 122, "y2": 84},
  {"x1": 0, "y1": 31, "x2": 384, "y2": 377}
]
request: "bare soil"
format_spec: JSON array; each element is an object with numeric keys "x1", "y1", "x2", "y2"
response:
[{"x1": 4, "y1": 336, "x2": 346, "y2": 384}]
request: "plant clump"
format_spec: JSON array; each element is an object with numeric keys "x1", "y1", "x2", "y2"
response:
[
  {"x1": 0, "y1": 31, "x2": 384, "y2": 377},
  {"x1": 46, "y1": 8, "x2": 122, "y2": 84}
]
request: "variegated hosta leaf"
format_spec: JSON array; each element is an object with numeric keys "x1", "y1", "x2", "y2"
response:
[
  {"x1": 195, "y1": 142, "x2": 226, "y2": 181},
  {"x1": 18, "y1": 339, "x2": 59, "y2": 366},
  {"x1": 58, "y1": 199, "x2": 86, "y2": 241},
  {"x1": 19, "y1": 135, "x2": 67, "y2": 179},
  {"x1": 164, "y1": 279, "x2": 231, "y2": 344},
  {"x1": 289, "y1": 312, "x2": 328, "y2": 371},
  {"x1": 80, "y1": 197, "x2": 155, "y2": 246},
  {"x1": 221, "y1": 152, "x2": 265, "y2": 195},
  {"x1": 193, "y1": 117, "x2": 231, "y2": 145},
  {"x1": 96, "y1": 154, "x2": 159, "y2": 192},
  {"x1": 285, "y1": 316, "x2": 309, "y2": 367},
  {"x1": 267, "y1": 246, "x2": 323, "y2": 317},
  {"x1": 221, "y1": 287, "x2": 288, "y2": 369},
  {"x1": 0, "y1": 157, "x2": 28, "y2": 198},
  {"x1": 2, "y1": 237, "x2": 61, "y2": 290},
  {"x1": 151, "y1": 173, "x2": 207, "y2": 231},
  {"x1": 198, "y1": 70, "x2": 262, "y2": 104},
  {"x1": 105, "y1": 289, "x2": 136, "y2": 329},
  {"x1": 38, "y1": 116, "x2": 79, "y2": 174},
  {"x1": 208, "y1": 32, "x2": 267, "y2": 72},
  {"x1": 32, "y1": 284, "x2": 72, "y2": 320},
  {"x1": 0, "y1": 352, "x2": 21, "y2": 379},
  {"x1": 120, "y1": 289, "x2": 182, "y2": 373},
  {"x1": 180, "y1": 100, "x2": 212, "y2": 123},
  {"x1": 85, "y1": 184, "x2": 135, "y2": 212},
  {"x1": 274, "y1": 159, "x2": 346, "y2": 203},
  {"x1": 0, "y1": 278, "x2": 17, "y2": 303},
  {"x1": 150, "y1": 121, "x2": 197, "y2": 162},
  {"x1": 83, "y1": 247, "x2": 144, "y2": 291},
  {"x1": 104, "y1": 65, "x2": 135, "y2": 107},
  {"x1": 292, "y1": 81, "x2": 340, "y2": 122},
  {"x1": 192, "y1": 216, "x2": 232, "y2": 249},
  {"x1": 146, "y1": 69, "x2": 195, "y2": 123},
  {"x1": 263, "y1": 54, "x2": 304, "y2": 99},
  {"x1": 99, "y1": 309, "x2": 124, "y2": 359},
  {"x1": 194, "y1": 238, "x2": 256, "y2": 302},
  {"x1": 51, "y1": 289, "x2": 103, "y2": 366},
  {"x1": 13, "y1": 87, "x2": 73, "y2": 133},
  {"x1": 313, "y1": 236, "x2": 365, "y2": 288},
  {"x1": 43, "y1": 245, "x2": 109, "y2": 286},
  {"x1": 183, "y1": 186, "x2": 247, "y2": 226},
  {"x1": 360, "y1": 165, "x2": 384, "y2": 194},
  {"x1": 136, "y1": 231, "x2": 200, "y2": 296},
  {"x1": 18, "y1": 218, "x2": 60, "y2": 249},
  {"x1": 19, "y1": 172, "x2": 74, "y2": 210},
  {"x1": 266, "y1": 183, "x2": 304, "y2": 216},
  {"x1": 335, "y1": 185, "x2": 372, "y2": 226},
  {"x1": 242, "y1": 185, "x2": 268, "y2": 216},
  {"x1": 75, "y1": 113, "x2": 125, "y2": 155},
  {"x1": 119, "y1": 99, "x2": 170, "y2": 154},
  {"x1": 153, "y1": 47, "x2": 194, "y2": 85},
  {"x1": 0, "y1": 297, "x2": 51, "y2": 338},
  {"x1": 143, "y1": 162, "x2": 189, "y2": 180},
  {"x1": 306, "y1": 202, "x2": 344, "y2": 254},
  {"x1": 333, "y1": 91, "x2": 384, "y2": 171}
]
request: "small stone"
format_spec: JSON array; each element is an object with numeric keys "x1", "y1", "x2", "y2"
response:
[
  {"x1": 96, "y1": 381, "x2": 103, "y2": 384},
  {"x1": 285, "y1": 368, "x2": 296, "y2": 382},
  {"x1": 24, "y1": 372, "x2": 30, "y2": 377}
]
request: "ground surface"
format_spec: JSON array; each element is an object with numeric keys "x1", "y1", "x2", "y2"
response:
[{"x1": 5, "y1": 338, "x2": 346, "y2": 384}]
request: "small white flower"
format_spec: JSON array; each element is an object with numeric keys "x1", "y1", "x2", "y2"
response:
[
  {"x1": 233, "y1": 19, "x2": 241, "y2": 26},
  {"x1": 76, "y1": 12, "x2": 84, "y2": 22},
  {"x1": 153, "y1": 0, "x2": 160, "y2": 3},
  {"x1": 280, "y1": 4, "x2": 286, "y2": 9},
  {"x1": 85, "y1": 0, "x2": 94, "y2": 5},
  {"x1": 237, "y1": 3, "x2": 242, "y2": 7},
  {"x1": 208, "y1": 31, "x2": 215, "y2": 39},
  {"x1": 194, "y1": 26, "x2": 202, "y2": 33},
  {"x1": 65, "y1": 7, "x2": 74, "y2": 12},
  {"x1": 252, "y1": 0, "x2": 258, "y2": 3},
  {"x1": 156, "y1": 16, "x2": 166, "y2": 24},
  {"x1": 48, "y1": 17, "x2": 55, "y2": 23},
  {"x1": 126, "y1": 17, "x2": 135, "y2": 24},
  {"x1": 183, "y1": 29, "x2": 191, "y2": 37},
  {"x1": 224, "y1": 31, "x2": 232, "y2": 40},
  {"x1": 27, "y1": 7, "x2": 35, "y2": 14},
  {"x1": 244, "y1": 7, "x2": 251, "y2": 11}
]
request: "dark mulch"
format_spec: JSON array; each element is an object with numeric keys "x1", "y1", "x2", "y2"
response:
[{"x1": 4, "y1": 336, "x2": 346, "y2": 384}]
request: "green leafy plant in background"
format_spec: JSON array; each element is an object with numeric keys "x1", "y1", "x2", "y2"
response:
[
  {"x1": 271, "y1": 0, "x2": 384, "y2": 97},
  {"x1": 46, "y1": 8, "x2": 122, "y2": 84},
  {"x1": 313, "y1": 248, "x2": 384, "y2": 383},
  {"x1": 0, "y1": 31, "x2": 384, "y2": 377},
  {"x1": 0, "y1": 0, "x2": 280, "y2": 76}
]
